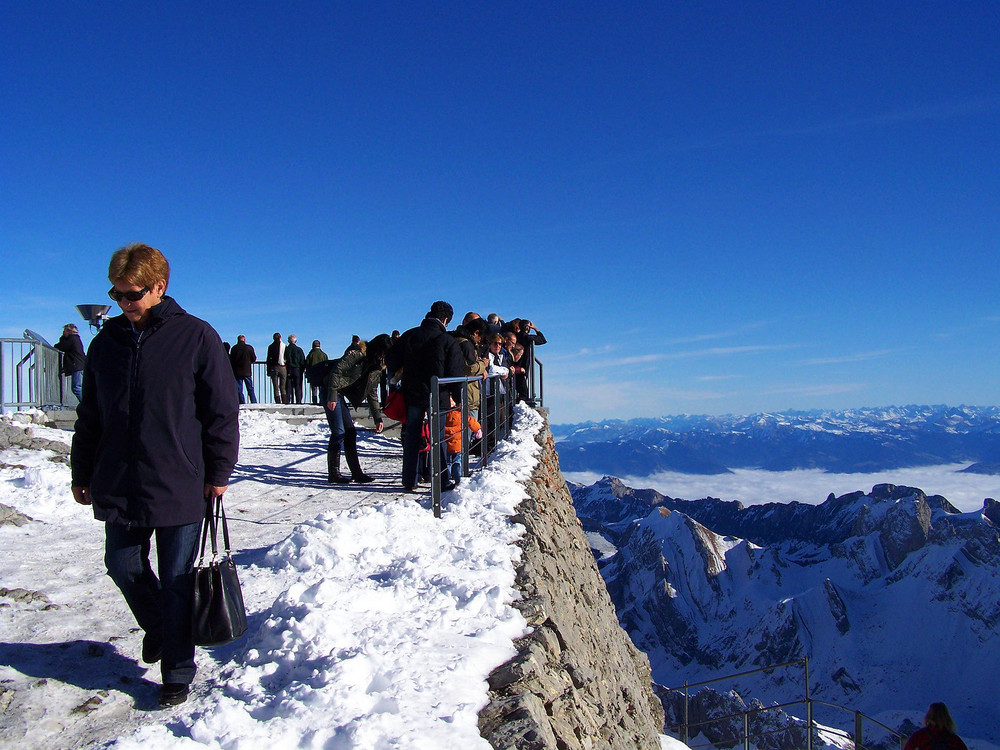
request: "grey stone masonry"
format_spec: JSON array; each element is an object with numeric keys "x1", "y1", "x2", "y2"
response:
[{"x1": 479, "y1": 418, "x2": 664, "y2": 749}]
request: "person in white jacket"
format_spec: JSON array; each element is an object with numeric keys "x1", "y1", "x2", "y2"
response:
[{"x1": 483, "y1": 334, "x2": 510, "y2": 449}]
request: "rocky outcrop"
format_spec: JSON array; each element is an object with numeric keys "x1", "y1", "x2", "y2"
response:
[
  {"x1": 479, "y1": 421, "x2": 664, "y2": 749},
  {"x1": 0, "y1": 413, "x2": 70, "y2": 463}
]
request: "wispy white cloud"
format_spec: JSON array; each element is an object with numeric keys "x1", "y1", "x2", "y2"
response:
[
  {"x1": 762, "y1": 383, "x2": 867, "y2": 398},
  {"x1": 549, "y1": 378, "x2": 730, "y2": 422},
  {"x1": 696, "y1": 374, "x2": 744, "y2": 382},
  {"x1": 663, "y1": 321, "x2": 769, "y2": 347},
  {"x1": 576, "y1": 344, "x2": 798, "y2": 372},
  {"x1": 542, "y1": 344, "x2": 619, "y2": 363},
  {"x1": 799, "y1": 349, "x2": 900, "y2": 366},
  {"x1": 764, "y1": 97, "x2": 1000, "y2": 138}
]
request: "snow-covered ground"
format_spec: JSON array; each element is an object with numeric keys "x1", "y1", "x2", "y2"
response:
[{"x1": 2, "y1": 405, "x2": 683, "y2": 749}]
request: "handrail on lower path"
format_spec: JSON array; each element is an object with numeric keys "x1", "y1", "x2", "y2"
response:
[{"x1": 661, "y1": 657, "x2": 906, "y2": 750}]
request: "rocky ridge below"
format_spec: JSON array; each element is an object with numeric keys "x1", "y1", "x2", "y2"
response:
[{"x1": 571, "y1": 476, "x2": 1000, "y2": 746}]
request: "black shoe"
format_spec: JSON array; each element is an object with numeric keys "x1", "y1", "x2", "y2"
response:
[
  {"x1": 352, "y1": 472, "x2": 374, "y2": 483},
  {"x1": 158, "y1": 683, "x2": 189, "y2": 707},
  {"x1": 328, "y1": 473, "x2": 352, "y2": 484},
  {"x1": 141, "y1": 632, "x2": 162, "y2": 664},
  {"x1": 441, "y1": 480, "x2": 456, "y2": 492}
]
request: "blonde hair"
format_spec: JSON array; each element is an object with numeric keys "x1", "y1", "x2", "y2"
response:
[
  {"x1": 108, "y1": 243, "x2": 170, "y2": 290},
  {"x1": 925, "y1": 703, "x2": 956, "y2": 732}
]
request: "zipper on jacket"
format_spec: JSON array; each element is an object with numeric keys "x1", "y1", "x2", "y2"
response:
[{"x1": 125, "y1": 327, "x2": 145, "y2": 526}]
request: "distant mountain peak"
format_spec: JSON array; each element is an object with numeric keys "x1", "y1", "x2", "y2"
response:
[{"x1": 555, "y1": 404, "x2": 1000, "y2": 475}]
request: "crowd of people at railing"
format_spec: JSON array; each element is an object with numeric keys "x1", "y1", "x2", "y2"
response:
[
  {"x1": 221, "y1": 312, "x2": 544, "y2": 410},
  {"x1": 218, "y1": 304, "x2": 545, "y2": 492}
]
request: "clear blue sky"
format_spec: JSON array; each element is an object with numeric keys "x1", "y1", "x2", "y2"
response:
[{"x1": 3, "y1": 2, "x2": 998, "y2": 423}]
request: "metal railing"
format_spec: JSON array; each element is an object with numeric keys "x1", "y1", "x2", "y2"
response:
[
  {"x1": 1, "y1": 337, "x2": 75, "y2": 413},
  {"x1": 428, "y1": 372, "x2": 518, "y2": 518},
  {"x1": 247, "y1": 353, "x2": 544, "y2": 409},
  {"x1": 662, "y1": 657, "x2": 906, "y2": 750}
]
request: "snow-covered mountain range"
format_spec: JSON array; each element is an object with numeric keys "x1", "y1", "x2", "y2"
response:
[
  {"x1": 570, "y1": 476, "x2": 1000, "y2": 748},
  {"x1": 554, "y1": 405, "x2": 1000, "y2": 475}
]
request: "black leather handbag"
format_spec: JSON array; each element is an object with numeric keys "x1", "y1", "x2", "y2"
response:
[{"x1": 192, "y1": 495, "x2": 248, "y2": 646}]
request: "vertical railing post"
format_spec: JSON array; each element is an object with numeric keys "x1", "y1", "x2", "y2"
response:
[
  {"x1": 461, "y1": 383, "x2": 470, "y2": 478},
  {"x1": 536, "y1": 358, "x2": 544, "y2": 407},
  {"x1": 682, "y1": 683, "x2": 689, "y2": 745},
  {"x1": 854, "y1": 710, "x2": 863, "y2": 750},
  {"x1": 744, "y1": 711, "x2": 750, "y2": 750},
  {"x1": 481, "y1": 375, "x2": 491, "y2": 469},
  {"x1": 805, "y1": 657, "x2": 813, "y2": 750},
  {"x1": 430, "y1": 376, "x2": 442, "y2": 519}
]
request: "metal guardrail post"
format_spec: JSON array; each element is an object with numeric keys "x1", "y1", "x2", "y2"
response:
[
  {"x1": 855, "y1": 710, "x2": 863, "y2": 750},
  {"x1": 682, "y1": 682, "x2": 689, "y2": 745},
  {"x1": 805, "y1": 657, "x2": 813, "y2": 750},
  {"x1": 461, "y1": 385, "x2": 470, "y2": 479},
  {"x1": 430, "y1": 376, "x2": 442, "y2": 519},
  {"x1": 535, "y1": 357, "x2": 544, "y2": 407}
]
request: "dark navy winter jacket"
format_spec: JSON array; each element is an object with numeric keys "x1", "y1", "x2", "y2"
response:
[
  {"x1": 386, "y1": 317, "x2": 465, "y2": 408},
  {"x1": 71, "y1": 296, "x2": 240, "y2": 527}
]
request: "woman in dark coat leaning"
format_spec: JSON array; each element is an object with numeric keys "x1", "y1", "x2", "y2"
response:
[{"x1": 323, "y1": 334, "x2": 391, "y2": 483}]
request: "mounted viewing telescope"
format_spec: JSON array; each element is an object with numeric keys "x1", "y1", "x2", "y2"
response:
[{"x1": 76, "y1": 304, "x2": 112, "y2": 331}]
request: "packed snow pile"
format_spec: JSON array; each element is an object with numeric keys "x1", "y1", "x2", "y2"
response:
[{"x1": 0, "y1": 406, "x2": 563, "y2": 749}]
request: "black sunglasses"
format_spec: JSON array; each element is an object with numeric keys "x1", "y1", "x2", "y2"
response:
[{"x1": 108, "y1": 285, "x2": 151, "y2": 302}]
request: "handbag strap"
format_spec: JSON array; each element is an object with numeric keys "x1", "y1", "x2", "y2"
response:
[
  {"x1": 217, "y1": 494, "x2": 233, "y2": 555},
  {"x1": 197, "y1": 494, "x2": 233, "y2": 564}
]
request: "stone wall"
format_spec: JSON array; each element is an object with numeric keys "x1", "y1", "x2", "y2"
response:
[{"x1": 479, "y1": 419, "x2": 665, "y2": 749}]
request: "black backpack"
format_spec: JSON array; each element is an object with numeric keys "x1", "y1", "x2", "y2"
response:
[{"x1": 305, "y1": 359, "x2": 333, "y2": 387}]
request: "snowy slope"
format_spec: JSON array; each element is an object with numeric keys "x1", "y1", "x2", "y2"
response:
[{"x1": 0, "y1": 406, "x2": 594, "y2": 749}]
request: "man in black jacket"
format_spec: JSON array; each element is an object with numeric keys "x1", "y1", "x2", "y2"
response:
[
  {"x1": 54, "y1": 323, "x2": 86, "y2": 400},
  {"x1": 385, "y1": 301, "x2": 465, "y2": 492},
  {"x1": 285, "y1": 334, "x2": 306, "y2": 405},
  {"x1": 71, "y1": 243, "x2": 239, "y2": 707},
  {"x1": 229, "y1": 334, "x2": 257, "y2": 404}
]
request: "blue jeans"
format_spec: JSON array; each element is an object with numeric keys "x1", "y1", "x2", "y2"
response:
[
  {"x1": 104, "y1": 519, "x2": 202, "y2": 685},
  {"x1": 70, "y1": 370, "x2": 83, "y2": 401},
  {"x1": 323, "y1": 395, "x2": 355, "y2": 447},
  {"x1": 236, "y1": 376, "x2": 256, "y2": 404},
  {"x1": 446, "y1": 451, "x2": 462, "y2": 484}
]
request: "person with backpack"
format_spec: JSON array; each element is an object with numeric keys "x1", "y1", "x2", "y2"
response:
[
  {"x1": 385, "y1": 301, "x2": 465, "y2": 493},
  {"x1": 904, "y1": 703, "x2": 968, "y2": 750},
  {"x1": 304, "y1": 340, "x2": 328, "y2": 405}
]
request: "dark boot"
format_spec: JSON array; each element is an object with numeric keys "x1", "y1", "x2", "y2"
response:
[
  {"x1": 344, "y1": 431, "x2": 373, "y2": 483},
  {"x1": 327, "y1": 441, "x2": 350, "y2": 484}
]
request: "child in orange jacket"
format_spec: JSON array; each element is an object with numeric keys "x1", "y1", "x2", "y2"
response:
[{"x1": 445, "y1": 400, "x2": 482, "y2": 486}]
